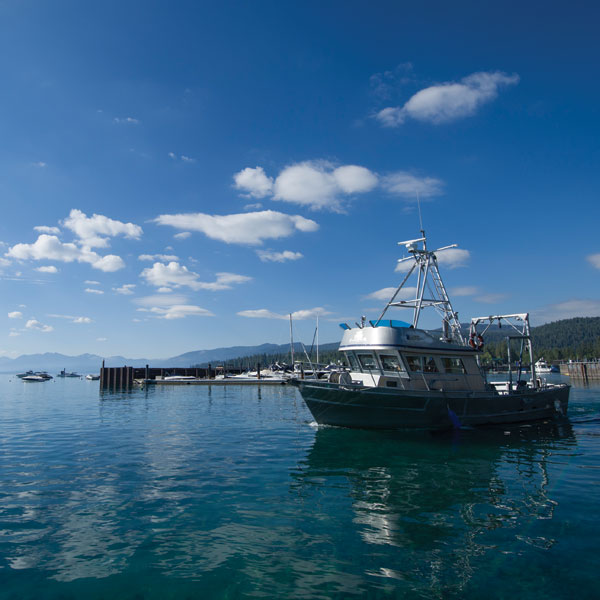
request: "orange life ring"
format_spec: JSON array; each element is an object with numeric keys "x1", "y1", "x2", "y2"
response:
[
  {"x1": 469, "y1": 333, "x2": 484, "y2": 350},
  {"x1": 468, "y1": 333, "x2": 477, "y2": 349},
  {"x1": 476, "y1": 334, "x2": 484, "y2": 350}
]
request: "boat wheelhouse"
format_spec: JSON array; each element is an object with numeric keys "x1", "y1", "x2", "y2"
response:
[{"x1": 293, "y1": 232, "x2": 570, "y2": 430}]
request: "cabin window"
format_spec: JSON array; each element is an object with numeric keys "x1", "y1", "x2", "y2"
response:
[
  {"x1": 379, "y1": 353, "x2": 406, "y2": 373},
  {"x1": 404, "y1": 355, "x2": 422, "y2": 372},
  {"x1": 357, "y1": 353, "x2": 379, "y2": 371},
  {"x1": 403, "y1": 354, "x2": 439, "y2": 373},
  {"x1": 346, "y1": 352, "x2": 359, "y2": 371},
  {"x1": 441, "y1": 357, "x2": 466, "y2": 374}
]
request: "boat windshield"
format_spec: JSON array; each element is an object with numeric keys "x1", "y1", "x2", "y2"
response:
[{"x1": 379, "y1": 353, "x2": 406, "y2": 373}]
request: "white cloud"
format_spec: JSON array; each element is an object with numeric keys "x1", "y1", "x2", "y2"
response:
[
  {"x1": 6, "y1": 235, "x2": 125, "y2": 272},
  {"x1": 32, "y1": 161, "x2": 47, "y2": 168},
  {"x1": 63, "y1": 209, "x2": 142, "y2": 248},
  {"x1": 8, "y1": 311, "x2": 22, "y2": 319},
  {"x1": 143, "y1": 305, "x2": 214, "y2": 319},
  {"x1": 168, "y1": 152, "x2": 195, "y2": 163},
  {"x1": 233, "y1": 166, "x2": 274, "y2": 198},
  {"x1": 244, "y1": 202, "x2": 263, "y2": 211},
  {"x1": 25, "y1": 319, "x2": 53, "y2": 332},
  {"x1": 154, "y1": 210, "x2": 319, "y2": 245},
  {"x1": 85, "y1": 280, "x2": 100, "y2": 285},
  {"x1": 113, "y1": 284, "x2": 136, "y2": 295},
  {"x1": 451, "y1": 286, "x2": 479, "y2": 297},
  {"x1": 586, "y1": 254, "x2": 600, "y2": 269},
  {"x1": 375, "y1": 71, "x2": 519, "y2": 126},
  {"x1": 364, "y1": 286, "x2": 418, "y2": 301},
  {"x1": 395, "y1": 247, "x2": 470, "y2": 273},
  {"x1": 34, "y1": 226, "x2": 60, "y2": 234},
  {"x1": 237, "y1": 307, "x2": 331, "y2": 320},
  {"x1": 256, "y1": 249, "x2": 303, "y2": 263},
  {"x1": 135, "y1": 294, "x2": 189, "y2": 307},
  {"x1": 48, "y1": 313, "x2": 93, "y2": 324},
  {"x1": 9, "y1": 331, "x2": 20, "y2": 337},
  {"x1": 140, "y1": 262, "x2": 252, "y2": 291},
  {"x1": 157, "y1": 287, "x2": 172, "y2": 293},
  {"x1": 173, "y1": 232, "x2": 191, "y2": 240},
  {"x1": 138, "y1": 253, "x2": 179, "y2": 262},
  {"x1": 97, "y1": 337, "x2": 107, "y2": 341},
  {"x1": 113, "y1": 117, "x2": 139, "y2": 124},
  {"x1": 73, "y1": 316, "x2": 93, "y2": 324},
  {"x1": 273, "y1": 162, "x2": 377, "y2": 210},
  {"x1": 85, "y1": 288, "x2": 104, "y2": 294},
  {"x1": 382, "y1": 171, "x2": 444, "y2": 198},
  {"x1": 36, "y1": 265, "x2": 58, "y2": 273}
]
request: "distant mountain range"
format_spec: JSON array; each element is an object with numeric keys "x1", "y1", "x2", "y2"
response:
[
  {"x1": 2, "y1": 316, "x2": 597, "y2": 373},
  {"x1": 0, "y1": 342, "x2": 338, "y2": 373}
]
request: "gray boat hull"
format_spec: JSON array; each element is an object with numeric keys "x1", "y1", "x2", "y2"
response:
[{"x1": 294, "y1": 380, "x2": 570, "y2": 430}]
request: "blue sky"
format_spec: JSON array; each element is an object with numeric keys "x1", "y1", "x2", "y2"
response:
[{"x1": 0, "y1": 0, "x2": 598, "y2": 358}]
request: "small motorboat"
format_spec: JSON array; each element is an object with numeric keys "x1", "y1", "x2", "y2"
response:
[
  {"x1": 85, "y1": 374, "x2": 100, "y2": 380},
  {"x1": 22, "y1": 374, "x2": 48, "y2": 382}
]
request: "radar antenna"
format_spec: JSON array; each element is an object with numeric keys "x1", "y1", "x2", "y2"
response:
[{"x1": 375, "y1": 232, "x2": 465, "y2": 344}]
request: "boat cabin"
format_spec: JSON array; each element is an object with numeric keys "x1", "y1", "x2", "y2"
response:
[{"x1": 338, "y1": 321, "x2": 485, "y2": 392}]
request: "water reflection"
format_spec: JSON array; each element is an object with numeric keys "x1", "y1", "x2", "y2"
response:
[{"x1": 292, "y1": 422, "x2": 576, "y2": 595}]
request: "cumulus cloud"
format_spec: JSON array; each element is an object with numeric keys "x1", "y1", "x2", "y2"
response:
[
  {"x1": 376, "y1": 71, "x2": 519, "y2": 127},
  {"x1": 63, "y1": 209, "x2": 142, "y2": 248},
  {"x1": 237, "y1": 307, "x2": 331, "y2": 320},
  {"x1": 113, "y1": 117, "x2": 139, "y2": 124},
  {"x1": 154, "y1": 210, "x2": 319, "y2": 245},
  {"x1": 173, "y1": 232, "x2": 191, "y2": 240},
  {"x1": 113, "y1": 284, "x2": 136, "y2": 295},
  {"x1": 25, "y1": 319, "x2": 53, "y2": 332},
  {"x1": 6, "y1": 234, "x2": 125, "y2": 272},
  {"x1": 256, "y1": 249, "x2": 303, "y2": 263},
  {"x1": 233, "y1": 166, "x2": 274, "y2": 198},
  {"x1": 8, "y1": 311, "x2": 22, "y2": 319},
  {"x1": 85, "y1": 280, "x2": 100, "y2": 285},
  {"x1": 34, "y1": 226, "x2": 60, "y2": 234},
  {"x1": 586, "y1": 254, "x2": 600, "y2": 269},
  {"x1": 36, "y1": 265, "x2": 58, "y2": 273},
  {"x1": 85, "y1": 288, "x2": 104, "y2": 294},
  {"x1": 272, "y1": 162, "x2": 378, "y2": 210},
  {"x1": 382, "y1": 171, "x2": 444, "y2": 198},
  {"x1": 138, "y1": 253, "x2": 179, "y2": 262},
  {"x1": 141, "y1": 262, "x2": 252, "y2": 291},
  {"x1": 234, "y1": 162, "x2": 443, "y2": 210}
]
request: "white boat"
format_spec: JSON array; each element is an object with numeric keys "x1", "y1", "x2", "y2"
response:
[
  {"x1": 292, "y1": 232, "x2": 570, "y2": 430},
  {"x1": 85, "y1": 374, "x2": 100, "y2": 380},
  {"x1": 534, "y1": 358, "x2": 557, "y2": 374},
  {"x1": 22, "y1": 375, "x2": 48, "y2": 382}
]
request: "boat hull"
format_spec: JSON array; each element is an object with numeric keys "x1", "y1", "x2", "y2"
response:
[{"x1": 294, "y1": 381, "x2": 570, "y2": 430}]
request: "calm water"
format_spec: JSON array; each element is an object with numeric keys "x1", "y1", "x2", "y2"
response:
[{"x1": 0, "y1": 374, "x2": 598, "y2": 599}]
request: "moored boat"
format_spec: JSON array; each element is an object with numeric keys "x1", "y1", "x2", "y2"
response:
[{"x1": 292, "y1": 232, "x2": 570, "y2": 430}]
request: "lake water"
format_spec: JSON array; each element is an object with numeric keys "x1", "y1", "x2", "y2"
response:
[{"x1": 0, "y1": 374, "x2": 598, "y2": 599}]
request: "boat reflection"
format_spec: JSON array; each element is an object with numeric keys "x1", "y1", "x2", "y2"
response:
[{"x1": 292, "y1": 422, "x2": 575, "y2": 591}]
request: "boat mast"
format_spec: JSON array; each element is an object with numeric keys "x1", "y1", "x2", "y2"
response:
[{"x1": 375, "y1": 232, "x2": 465, "y2": 344}]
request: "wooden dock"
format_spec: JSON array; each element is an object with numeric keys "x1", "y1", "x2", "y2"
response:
[
  {"x1": 99, "y1": 362, "x2": 286, "y2": 390},
  {"x1": 560, "y1": 361, "x2": 600, "y2": 381}
]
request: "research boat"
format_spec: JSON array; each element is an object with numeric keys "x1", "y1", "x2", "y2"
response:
[{"x1": 292, "y1": 232, "x2": 570, "y2": 430}]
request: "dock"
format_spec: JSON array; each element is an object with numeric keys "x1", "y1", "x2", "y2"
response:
[
  {"x1": 99, "y1": 363, "x2": 288, "y2": 390},
  {"x1": 560, "y1": 361, "x2": 600, "y2": 381}
]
